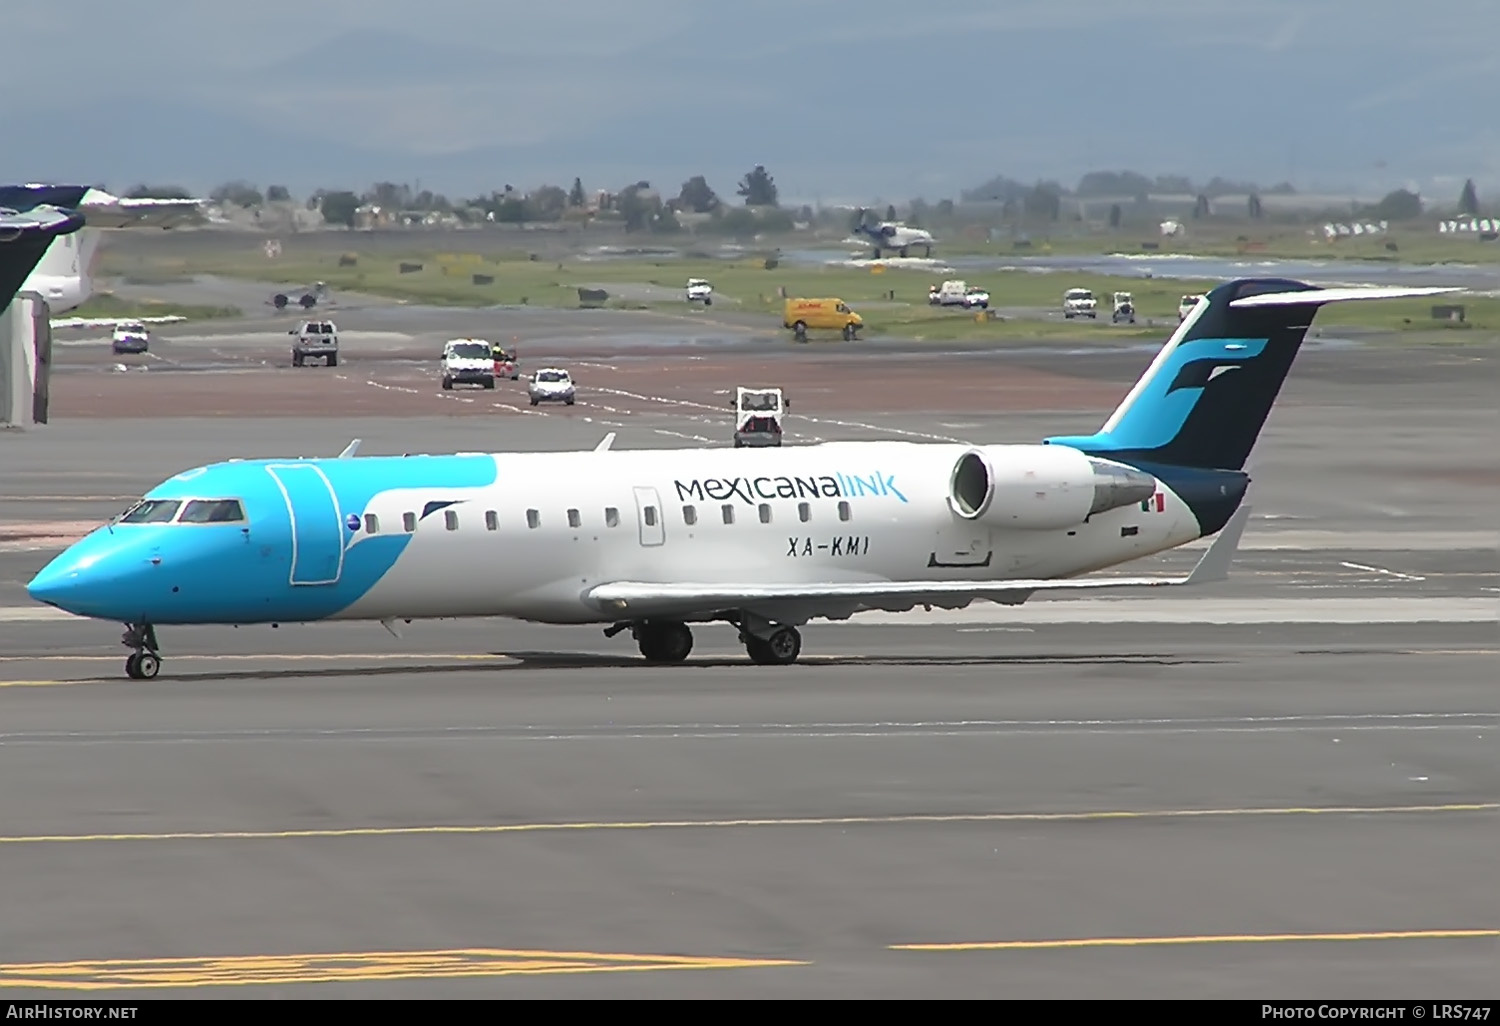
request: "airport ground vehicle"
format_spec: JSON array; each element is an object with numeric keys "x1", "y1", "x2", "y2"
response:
[
  {"x1": 289, "y1": 320, "x2": 339, "y2": 367},
  {"x1": 1063, "y1": 288, "x2": 1097, "y2": 319},
  {"x1": 491, "y1": 343, "x2": 519, "y2": 380},
  {"x1": 272, "y1": 282, "x2": 326, "y2": 311},
  {"x1": 732, "y1": 386, "x2": 788, "y2": 448},
  {"x1": 1112, "y1": 292, "x2": 1136, "y2": 324},
  {"x1": 441, "y1": 339, "x2": 496, "y2": 390},
  {"x1": 783, "y1": 297, "x2": 863, "y2": 341},
  {"x1": 1179, "y1": 294, "x2": 1205, "y2": 321},
  {"x1": 928, "y1": 280, "x2": 990, "y2": 309},
  {"x1": 110, "y1": 321, "x2": 149, "y2": 354},
  {"x1": 529, "y1": 368, "x2": 575, "y2": 406},
  {"x1": 686, "y1": 278, "x2": 713, "y2": 305}
]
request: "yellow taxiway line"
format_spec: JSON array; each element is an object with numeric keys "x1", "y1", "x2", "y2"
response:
[
  {"x1": 0, "y1": 802, "x2": 1493, "y2": 846},
  {"x1": 0, "y1": 946, "x2": 804, "y2": 990},
  {"x1": 891, "y1": 928, "x2": 1500, "y2": 953}
]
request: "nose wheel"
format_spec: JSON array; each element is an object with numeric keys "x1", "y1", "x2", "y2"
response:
[
  {"x1": 122, "y1": 623, "x2": 162, "y2": 679},
  {"x1": 126, "y1": 652, "x2": 160, "y2": 679}
]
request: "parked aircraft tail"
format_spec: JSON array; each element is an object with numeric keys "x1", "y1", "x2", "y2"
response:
[
  {"x1": 1, "y1": 206, "x2": 86, "y2": 312},
  {"x1": 1042, "y1": 278, "x2": 1461, "y2": 471}
]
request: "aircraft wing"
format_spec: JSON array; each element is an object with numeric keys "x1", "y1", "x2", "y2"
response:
[
  {"x1": 79, "y1": 190, "x2": 204, "y2": 229},
  {"x1": 588, "y1": 506, "x2": 1250, "y2": 622},
  {"x1": 0, "y1": 186, "x2": 203, "y2": 228}
]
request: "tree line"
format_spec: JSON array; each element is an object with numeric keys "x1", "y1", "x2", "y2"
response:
[
  {"x1": 119, "y1": 165, "x2": 788, "y2": 232},
  {"x1": 119, "y1": 168, "x2": 1490, "y2": 231}
]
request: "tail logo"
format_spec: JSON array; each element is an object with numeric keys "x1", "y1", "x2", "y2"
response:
[{"x1": 1166, "y1": 359, "x2": 1246, "y2": 394}]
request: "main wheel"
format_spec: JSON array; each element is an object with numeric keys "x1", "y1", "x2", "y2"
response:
[
  {"x1": 637, "y1": 622, "x2": 693, "y2": 663},
  {"x1": 327, "y1": 354, "x2": 338, "y2": 367},
  {"x1": 746, "y1": 627, "x2": 801, "y2": 665},
  {"x1": 136, "y1": 652, "x2": 160, "y2": 678},
  {"x1": 443, "y1": 378, "x2": 453, "y2": 390}
]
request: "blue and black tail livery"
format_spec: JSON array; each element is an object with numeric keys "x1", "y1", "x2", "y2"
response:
[
  {"x1": 0, "y1": 188, "x2": 87, "y2": 314},
  {"x1": 1044, "y1": 277, "x2": 1461, "y2": 472}
]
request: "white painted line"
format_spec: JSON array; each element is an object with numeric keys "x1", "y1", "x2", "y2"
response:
[
  {"x1": 1340, "y1": 561, "x2": 1427, "y2": 582},
  {"x1": 1178, "y1": 531, "x2": 1495, "y2": 552},
  {"x1": 820, "y1": 597, "x2": 1498, "y2": 626}
]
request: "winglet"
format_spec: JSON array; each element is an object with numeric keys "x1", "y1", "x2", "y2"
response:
[
  {"x1": 1183, "y1": 504, "x2": 1252, "y2": 585},
  {"x1": 338, "y1": 439, "x2": 361, "y2": 459},
  {"x1": 594, "y1": 432, "x2": 616, "y2": 452}
]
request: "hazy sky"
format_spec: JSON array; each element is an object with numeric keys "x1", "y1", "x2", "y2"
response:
[{"x1": 5, "y1": 0, "x2": 1497, "y2": 204}]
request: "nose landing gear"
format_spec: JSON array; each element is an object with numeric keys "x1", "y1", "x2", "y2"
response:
[{"x1": 123, "y1": 623, "x2": 161, "y2": 679}]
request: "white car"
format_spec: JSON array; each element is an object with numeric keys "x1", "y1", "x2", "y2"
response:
[
  {"x1": 686, "y1": 278, "x2": 713, "y2": 305},
  {"x1": 441, "y1": 338, "x2": 495, "y2": 390},
  {"x1": 1178, "y1": 294, "x2": 1205, "y2": 321},
  {"x1": 528, "y1": 367, "x2": 575, "y2": 406},
  {"x1": 110, "y1": 321, "x2": 149, "y2": 354},
  {"x1": 1062, "y1": 288, "x2": 1097, "y2": 319}
]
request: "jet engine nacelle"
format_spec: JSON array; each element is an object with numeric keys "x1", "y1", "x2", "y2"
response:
[{"x1": 947, "y1": 445, "x2": 1158, "y2": 530}]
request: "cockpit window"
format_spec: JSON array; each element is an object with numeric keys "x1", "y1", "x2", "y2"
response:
[
  {"x1": 179, "y1": 499, "x2": 246, "y2": 523},
  {"x1": 118, "y1": 499, "x2": 181, "y2": 524}
]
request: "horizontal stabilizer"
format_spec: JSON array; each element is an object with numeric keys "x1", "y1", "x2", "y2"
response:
[
  {"x1": 1230, "y1": 285, "x2": 1463, "y2": 307},
  {"x1": 588, "y1": 507, "x2": 1251, "y2": 617}
]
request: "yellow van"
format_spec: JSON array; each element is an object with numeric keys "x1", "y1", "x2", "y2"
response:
[{"x1": 783, "y1": 297, "x2": 863, "y2": 340}]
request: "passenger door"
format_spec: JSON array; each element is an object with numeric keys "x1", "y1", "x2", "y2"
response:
[
  {"x1": 265, "y1": 464, "x2": 346, "y2": 585},
  {"x1": 632, "y1": 486, "x2": 665, "y2": 547}
]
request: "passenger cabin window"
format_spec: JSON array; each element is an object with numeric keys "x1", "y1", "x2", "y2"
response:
[
  {"x1": 643, "y1": 506, "x2": 658, "y2": 527},
  {"x1": 485, "y1": 511, "x2": 498, "y2": 531},
  {"x1": 682, "y1": 505, "x2": 697, "y2": 526},
  {"x1": 758, "y1": 503, "x2": 771, "y2": 524},
  {"x1": 838, "y1": 501, "x2": 851, "y2": 522},
  {"x1": 526, "y1": 509, "x2": 540, "y2": 529},
  {"x1": 178, "y1": 499, "x2": 245, "y2": 523},
  {"x1": 605, "y1": 507, "x2": 619, "y2": 528},
  {"x1": 364, "y1": 513, "x2": 379, "y2": 533},
  {"x1": 118, "y1": 499, "x2": 181, "y2": 524},
  {"x1": 403, "y1": 512, "x2": 416, "y2": 532},
  {"x1": 798, "y1": 502, "x2": 811, "y2": 523},
  {"x1": 567, "y1": 509, "x2": 581, "y2": 528},
  {"x1": 444, "y1": 509, "x2": 459, "y2": 531},
  {"x1": 722, "y1": 504, "x2": 735, "y2": 525}
]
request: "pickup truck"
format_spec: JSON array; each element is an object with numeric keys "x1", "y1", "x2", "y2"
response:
[
  {"x1": 686, "y1": 278, "x2": 713, "y2": 305},
  {"x1": 1062, "y1": 288, "x2": 1097, "y2": 319},
  {"x1": 290, "y1": 320, "x2": 339, "y2": 366}
]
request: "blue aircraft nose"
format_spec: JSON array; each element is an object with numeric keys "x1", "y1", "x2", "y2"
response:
[
  {"x1": 26, "y1": 562, "x2": 79, "y2": 607},
  {"x1": 26, "y1": 531, "x2": 162, "y2": 620}
]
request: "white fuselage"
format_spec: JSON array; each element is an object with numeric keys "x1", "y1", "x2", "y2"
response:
[{"x1": 336, "y1": 442, "x2": 1199, "y2": 624}]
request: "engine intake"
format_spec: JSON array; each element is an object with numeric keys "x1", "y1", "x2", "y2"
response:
[{"x1": 948, "y1": 445, "x2": 1157, "y2": 530}]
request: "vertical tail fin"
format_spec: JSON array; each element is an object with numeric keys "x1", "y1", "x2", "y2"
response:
[
  {"x1": 1043, "y1": 278, "x2": 1463, "y2": 470},
  {"x1": 0, "y1": 208, "x2": 86, "y2": 314}
]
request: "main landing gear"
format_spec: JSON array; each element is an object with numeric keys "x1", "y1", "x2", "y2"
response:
[
  {"x1": 603, "y1": 614, "x2": 803, "y2": 666},
  {"x1": 123, "y1": 623, "x2": 161, "y2": 679}
]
